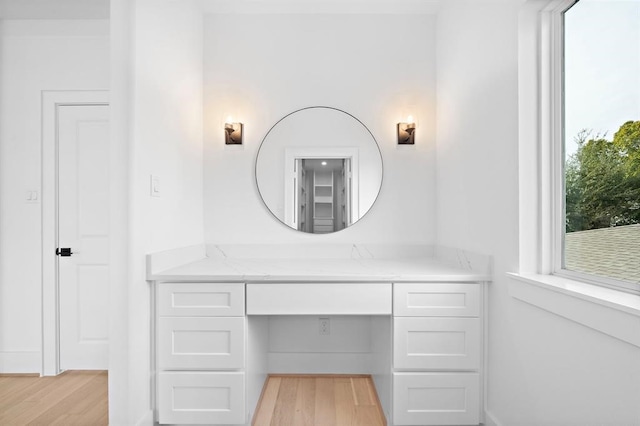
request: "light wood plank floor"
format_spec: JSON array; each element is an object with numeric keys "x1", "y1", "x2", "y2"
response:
[
  {"x1": 0, "y1": 370, "x2": 108, "y2": 425},
  {"x1": 253, "y1": 375, "x2": 386, "y2": 426}
]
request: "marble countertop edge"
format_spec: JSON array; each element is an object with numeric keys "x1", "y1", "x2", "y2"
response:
[
  {"x1": 146, "y1": 249, "x2": 492, "y2": 283},
  {"x1": 146, "y1": 244, "x2": 492, "y2": 283},
  {"x1": 148, "y1": 274, "x2": 492, "y2": 283}
]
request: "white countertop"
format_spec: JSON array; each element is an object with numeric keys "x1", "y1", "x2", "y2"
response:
[{"x1": 147, "y1": 244, "x2": 492, "y2": 283}]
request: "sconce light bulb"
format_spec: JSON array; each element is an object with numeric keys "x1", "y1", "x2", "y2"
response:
[
  {"x1": 226, "y1": 115, "x2": 234, "y2": 123},
  {"x1": 321, "y1": 161, "x2": 327, "y2": 166},
  {"x1": 407, "y1": 115, "x2": 414, "y2": 123}
]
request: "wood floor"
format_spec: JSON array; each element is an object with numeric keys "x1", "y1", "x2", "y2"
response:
[
  {"x1": 0, "y1": 370, "x2": 108, "y2": 425},
  {"x1": 253, "y1": 375, "x2": 386, "y2": 426}
]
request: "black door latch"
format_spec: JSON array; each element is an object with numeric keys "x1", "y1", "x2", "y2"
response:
[{"x1": 56, "y1": 248, "x2": 73, "y2": 257}]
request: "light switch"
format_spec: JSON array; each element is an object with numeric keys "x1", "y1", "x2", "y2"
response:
[
  {"x1": 26, "y1": 190, "x2": 39, "y2": 203},
  {"x1": 150, "y1": 175, "x2": 161, "y2": 197}
]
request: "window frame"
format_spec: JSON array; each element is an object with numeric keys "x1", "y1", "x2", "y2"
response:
[
  {"x1": 543, "y1": 0, "x2": 640, "y2": 294},
  {"x1": 512, "y1": 0, "x2": 640, "y2": 349}
]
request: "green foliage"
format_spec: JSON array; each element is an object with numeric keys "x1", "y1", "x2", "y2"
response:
[
  {"x1": 613, "y1": 120, "x2": 640, "y2": 178},
  {"x1": 565, "y1": 121, "x2": 640, "y2": 232}
]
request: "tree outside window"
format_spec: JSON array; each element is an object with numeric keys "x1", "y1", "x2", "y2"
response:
[{"x1": 563, "y1": 0, "x2": 640, "y2": 285}]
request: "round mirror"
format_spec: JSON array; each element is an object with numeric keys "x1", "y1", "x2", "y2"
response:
[{"x1": 256, "y1": 106, "x2": 383, "y2": 234}]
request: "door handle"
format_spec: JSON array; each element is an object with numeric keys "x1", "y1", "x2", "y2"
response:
[{"x1": 56, "y1": 248, "x2": 73, "y2": 257}]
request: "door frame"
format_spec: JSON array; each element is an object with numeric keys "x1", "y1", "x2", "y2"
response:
[
  {"x1": 41, "y1": 90, "x2": 109, "y2": 376},
  {"x1": 284, "y1": 147, "x2": 360, "y2": 229}
]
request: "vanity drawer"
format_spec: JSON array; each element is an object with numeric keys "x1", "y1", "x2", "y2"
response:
[
  {"x1": 393, "y1": 372, "x2": 479, "y2": 425},
  {"x1": 158, "y1": 283, "x2": 245, "y2": 317},
  {"x1": 314, "y1": 219, "x2": 334, "y2": 226},
  {"x1": 394, "y1": 317, "x2": 480, "y2": 370},
  {"x1": 158, "y1": 371, "x2": 245, "y2": 425},
  {"x1": 394, "y1": 283, "x2": 480, "y2": 317},
  {"x1": 158, "y1": 317, "x2": 245, "y2": 370},
  {"x1": 246, "y1": 283, "x2": 392, "y2": 315}
]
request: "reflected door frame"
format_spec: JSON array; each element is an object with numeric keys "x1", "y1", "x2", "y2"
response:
[
  {"x1": 284, "y1": 147, "x2": 359, "y2": 230},
  {"x1": 41, "y1": 90, "x2": 109, "y2": 375}
]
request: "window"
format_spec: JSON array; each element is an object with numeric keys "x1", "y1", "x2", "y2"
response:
[
  {"x1": 560, "y1": 0, "x2": 640, "y2": 291},
  {"x1": 512, "y1": 0, "x2": 640, "y2": 342}
]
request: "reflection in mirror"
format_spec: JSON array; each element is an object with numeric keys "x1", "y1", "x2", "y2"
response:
[
  {"x1": 295, "y1": 158, "x2": 353, "y2": 233},
  {"x1": 256, "y1": 107, "x2": 383, "y2": 234}
]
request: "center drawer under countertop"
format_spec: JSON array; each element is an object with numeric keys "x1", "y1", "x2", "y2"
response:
[{"x1": 246, "y1": 283, "x2": 392, "y2": 315}]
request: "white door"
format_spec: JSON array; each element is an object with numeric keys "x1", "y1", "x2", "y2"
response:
[{"x1": 57, "y1": 104, "x2": 110, "y2": 370}]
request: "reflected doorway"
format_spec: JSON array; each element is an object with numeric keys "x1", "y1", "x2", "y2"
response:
[{"x1": 294, "y1": 158, "x2": 353, "y2": 233}]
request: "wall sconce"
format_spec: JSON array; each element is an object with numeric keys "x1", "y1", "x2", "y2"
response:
[
  {"x1": 224, "y1": 119, "x2": 243, "y2": 145},
  {"x1": 397, "y1": 116, "x2": 416, "y2": 145}
]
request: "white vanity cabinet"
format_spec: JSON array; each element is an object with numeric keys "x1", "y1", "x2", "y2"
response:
[
  {"x1": 156, "y1": 283, "x2": 246, "y2": 425},
  {"x1": 148, "y1": 254, "x2": 489, "y2": 426},
  {"x1": 392, "y1": 283, "x2": 482, "y2": 425}
]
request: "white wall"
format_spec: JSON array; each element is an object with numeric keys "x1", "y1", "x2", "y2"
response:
[
  {"x1": 436, "y1": 3, "x2": 640, "y2": 425},
  {"x1": 203, "y1": 13, "x2": 436, "y2": 244},
  {"x1": 113, "y1": 0, "x2": 204, "y2": 424},
  {"x1": 0, "y1": 19, "x2": 109, "y2": 372}
]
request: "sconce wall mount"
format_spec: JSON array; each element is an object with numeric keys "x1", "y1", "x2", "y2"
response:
[
  {"x1": 225, "y1": 122, "x2": 243, "y2": 145},
  {"x1": 397, "y1": 121, "x2": 416, "y2": 145}
]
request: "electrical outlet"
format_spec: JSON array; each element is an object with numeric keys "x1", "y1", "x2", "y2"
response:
[
  {"x1": 319, "y1": 317, "x2": 330, "y2": 335},
  {"x1": 26, "y1": 190, "x2": 39, "y2": 203}
]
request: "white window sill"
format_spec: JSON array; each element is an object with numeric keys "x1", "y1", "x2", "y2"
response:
[{"x1": 507, "y1": 272, "x2": 640, "y2": 348}]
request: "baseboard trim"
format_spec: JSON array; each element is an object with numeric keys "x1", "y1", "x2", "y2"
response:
[
  {"x1": 135, "y1": 409, "x2": 154, "y2": 426},
  {"x1": 0, "y1": 351, "x2": 40, "y2": 373},
  {"x1": 484, "y1": 409, "x2": 502, "y2": 426}
]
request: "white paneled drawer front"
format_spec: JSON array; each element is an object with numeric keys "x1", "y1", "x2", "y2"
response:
[
  {"x1": 393, "y1": 372, "x2": 480, "y2": 426},
  {"x1": 246, "y1": 283, "x2": 392, "y2": 315},
  {"x1": 158, "y1": 283, "x2": 244, "y2": 317},
  {"x1": 158, "y1": 317, "x2": 245, "y2": 370},
  {"x1": 394, "y1": 317, "x2": 480, "y2": 370},
  {"x1": 158, "y1": 371, "x2": 245, "y2": 425},
  {"x1": 394, "y1": 283, "x2": 480, "y2": 317}
]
